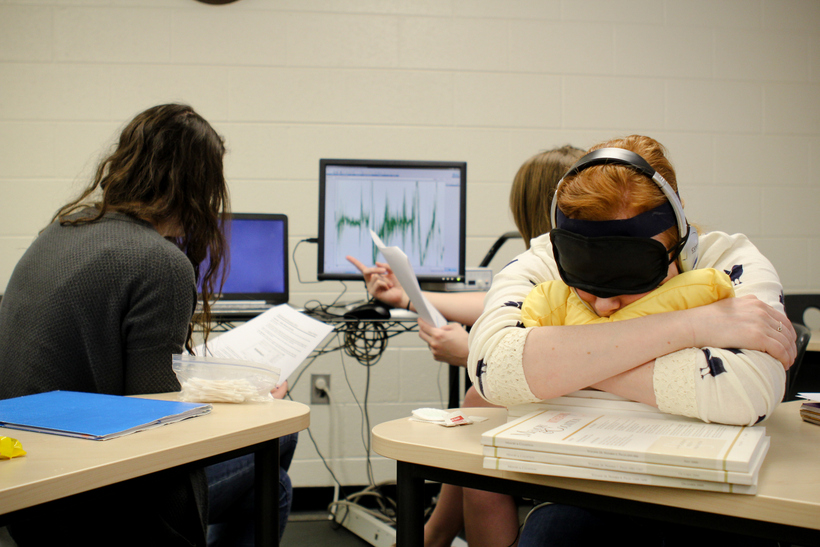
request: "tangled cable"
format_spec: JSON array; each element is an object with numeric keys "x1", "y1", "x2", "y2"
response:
[{"x1": 340, "y1": 319, "x2": 388, "y2": 366}]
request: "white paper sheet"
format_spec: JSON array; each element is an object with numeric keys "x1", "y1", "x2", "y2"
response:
[
  {"x1": 369, "y1": 230, "x2": 447, "y2": 328},
  {"x1": 797, "y1": 392, "x2": 820, "y2": 403},
  {"x1": 194, "y1": 304, "x2": 334, "y2": 384}
]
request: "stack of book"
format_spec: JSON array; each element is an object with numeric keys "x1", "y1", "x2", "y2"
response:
[
  {"x1": 481, "y1": 407, "x2": 769, "y2": 494},
  {"x1": 800, "y1": 401, "x2": 820, "y2": 426}
]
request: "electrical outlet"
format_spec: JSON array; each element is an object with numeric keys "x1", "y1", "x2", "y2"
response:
[{"x1": 311, "y1": 374, "x2": 330, "y2": 405}]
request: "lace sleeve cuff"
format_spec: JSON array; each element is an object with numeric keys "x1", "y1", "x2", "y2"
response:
[
  {"x1": 481, "y1": 328, "x2": 541, "y2": 406},
  {"x1": 653, "y1": 348, "x2": 702, "y2": 419}
]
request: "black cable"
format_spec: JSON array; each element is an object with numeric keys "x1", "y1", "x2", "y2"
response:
[
  {"x1": 340, "y1": 320, "x2": 388, "y2": 367},
  {"x1": 339, "y1": 347, "x2": 371, "y2": 481},
  {"x1": 293, "y1": 238, "x2": 349, "y2": 306},
  {"x1": 284, "y1": 386, "x2": 349, "y2": 499},
  {"x1": 286, "y1": 330, "x2": 343, "y2": 392},
  {"x1": 337, "y1": 330, "x2": 390, "y2": 511},
  {"x1": 363, "y1": 359, "x2": 375, "y2": 487},
  {"x1": 292, "y1": 238, "x2": 320, "y2": 286},
  {"x1": 304, "y1": 423, "x2": 348, "y2": 497},
  {"x1": 268, "y1": 260, "x2": 426, "y2": 525}
]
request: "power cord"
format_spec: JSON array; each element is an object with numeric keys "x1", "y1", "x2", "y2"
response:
[
  {"x1": 340, "y1": 319, "x2": 388, "y2": 367},
  {"x1": 287, "y1": 239, "x2": 420, "y2": 526},
  {"x1": 293, "y1": 237, "x2": 350, "y2": 307}
]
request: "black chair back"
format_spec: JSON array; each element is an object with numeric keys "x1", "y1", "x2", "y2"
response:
[
  {"x1": 784, "y1": 294, "x2": 820, "y2": 326},
  {"x1": 785, "y1": 322, "x2": 811, "y2": 401}
]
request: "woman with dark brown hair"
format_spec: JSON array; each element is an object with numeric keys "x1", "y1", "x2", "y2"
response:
[{"x1": 0, "y1": 103, "x2": 229, "y2": 546}]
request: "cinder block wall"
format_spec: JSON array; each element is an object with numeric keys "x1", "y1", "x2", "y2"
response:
[{"x1": 1, "y1": 0, "x2": 818, "y2": 486}]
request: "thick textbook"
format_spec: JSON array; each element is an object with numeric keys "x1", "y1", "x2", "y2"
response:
[
  {"x1": 483, "y1": 456, "x2": 757, "y2": 495},
  {"x1": 0, "y1": 391, "x2": 212, "y2": 440},
  {"x1": 482, "y1": 436, "x2": 769, "y2": 485},
  {"x1": 481, "y1": 409, "x2": 766, "y2": 473}
]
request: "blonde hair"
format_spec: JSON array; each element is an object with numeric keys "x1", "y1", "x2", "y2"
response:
[
  {"x1": 555, "y1": 135, "x2": 679, "y2": 249},
  {"x1": 509, "y1": 145, "x2": 586, "y2": 247}
]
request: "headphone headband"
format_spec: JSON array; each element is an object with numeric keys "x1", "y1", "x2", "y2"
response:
[{"x1": 549, "y1": 147, "x2": 699, "y2": 271}]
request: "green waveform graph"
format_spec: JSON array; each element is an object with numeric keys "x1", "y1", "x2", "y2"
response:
[{"x1": 333, "y1": 179, "x2": 448, "y2": 270}]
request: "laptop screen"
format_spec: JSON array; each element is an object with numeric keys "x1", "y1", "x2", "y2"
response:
[{"x1": 199, "y1": 213, "x2": 289, "y2": 304}]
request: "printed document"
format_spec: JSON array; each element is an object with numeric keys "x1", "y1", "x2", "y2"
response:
[
  {"x1": 195, "y1": 304, "x2": 334, "y2": 384},
  {"x1": 370, "y1": 230, "x2": 447, "y2": 327}
]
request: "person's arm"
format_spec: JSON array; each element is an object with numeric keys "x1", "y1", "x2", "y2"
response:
[
  {"x1": 418, "y1": 318, "x2": 470, "y2": 367},
  {"x1": 468, "y1": 233, "x2": 794, "y2": 425},
  {"x1": 467, "y1": 236, "x2": 559, "y2": 406},
  {"x1": 346, "y1": 256, "x2": 407, "y2": 308},
  {"x1": 272, "y1": 381, "x2": 288, "y2": 399},
  {"x1": 643, "y1": 232, "x2": 795, "y2": 425},
  {"x1": 346, "y1": 255, "x2": 486, "y2": 325},
  {"x1": 419, "y1": 291, "x2": 486, "y2": 326}
]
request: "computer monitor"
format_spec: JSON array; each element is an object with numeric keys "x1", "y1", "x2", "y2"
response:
[
  {"x1": 317, "y1": 159, "x2": 467, "y2": 283},
  {"x1": 199, "y1": 213, "x2": 289, "y2": 304}
]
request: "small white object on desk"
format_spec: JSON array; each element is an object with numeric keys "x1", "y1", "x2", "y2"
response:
[{"x1": 411, "y1": 408, "x2": 488, "y2": 427}]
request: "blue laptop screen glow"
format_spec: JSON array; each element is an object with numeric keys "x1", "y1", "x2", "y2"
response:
[{"x1": 199, "y1": 213, "x2": 289, "y2": 303}]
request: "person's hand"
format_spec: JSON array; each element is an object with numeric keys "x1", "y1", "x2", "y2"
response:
[
  {"x1": 272, "y1": 381, "x2": 288, "y2": 400},
  {"x1": 418, "y1": 318, "x2": 469, "y2": 367},
  {"x1": 686, "y1": 295, "x2": 797, "y2": 369},
  {"x1": 346, "y1": 255, "x2": 409, "y2": 309}
]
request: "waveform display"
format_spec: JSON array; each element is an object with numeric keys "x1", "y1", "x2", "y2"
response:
[{"x1": 332, "y1": 178, "x2": 448, "y2": 269}]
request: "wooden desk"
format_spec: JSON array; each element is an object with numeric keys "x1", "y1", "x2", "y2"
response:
[
  {"x1": 0, "y1": 393, "x2": 310, "y2": 547},
  {"x1": 373, "y1": 401, "x2": 820, "y2": 546}
]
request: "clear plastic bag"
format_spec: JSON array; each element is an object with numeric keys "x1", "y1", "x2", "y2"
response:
[{"x1": 172, "y1": 354, "x2": 281, "y2": 404}]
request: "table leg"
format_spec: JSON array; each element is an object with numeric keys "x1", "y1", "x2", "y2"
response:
[
  {"x1": 396, "y1": 461, "x2": 424, "y2": 547},
  {"x1": 448, "y1": 365, "x2": 460, "y2": 409},
  {"x1": 255, "y1": 438, "x2": 280, "y2": 547}
]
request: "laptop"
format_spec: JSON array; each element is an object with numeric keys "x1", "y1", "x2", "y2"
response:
[{"x1": 199, "y1": 213, "x2": 289, "y2": 319}]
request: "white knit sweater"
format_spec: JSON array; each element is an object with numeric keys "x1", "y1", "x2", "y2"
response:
[{"x1": 467, "y1": 231, "x2": 787, "y2": 426}]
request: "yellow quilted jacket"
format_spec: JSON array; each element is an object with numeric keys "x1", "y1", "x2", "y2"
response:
[{"x1": 521, "y1": 268, "x2": 735, "y2": 327}]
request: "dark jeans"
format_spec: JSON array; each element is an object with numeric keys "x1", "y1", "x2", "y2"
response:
[
  {"x1": 205, "y1": 432, "x2": 298, "y2": 546},
  {"x1": 519, "y1": 503, "x2": 777, "y2": 547}
]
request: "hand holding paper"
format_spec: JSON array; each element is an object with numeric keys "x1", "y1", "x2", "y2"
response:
[
  {"x1": 369, "y1": 230, "x2": 447, "y2": 328},
  {"x1": 194, "y1": 304, "x2": 334, "y2": 384}
]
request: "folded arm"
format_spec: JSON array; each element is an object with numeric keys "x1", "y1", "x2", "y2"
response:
[{"x1": 468, "y1": 232, "x2": 794, "y2": 425}]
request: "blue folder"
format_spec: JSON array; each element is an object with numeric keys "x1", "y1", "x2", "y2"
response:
[{"x1": 0, "y1": 391, "x2": 212, "y2": 441}]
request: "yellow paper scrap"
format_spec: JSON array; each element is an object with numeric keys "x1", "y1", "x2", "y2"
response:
[{"x1": 0, "y1": 436, "x2": 26, "y2": 459}]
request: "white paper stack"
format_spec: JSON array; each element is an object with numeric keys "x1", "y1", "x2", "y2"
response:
[{"x1": 482, "y1": 404, "x2": 769, "y2": 494}]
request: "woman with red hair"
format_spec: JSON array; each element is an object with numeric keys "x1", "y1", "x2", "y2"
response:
[{"x1": 468, "y1": 135, "x2": 795, "y2": 546}]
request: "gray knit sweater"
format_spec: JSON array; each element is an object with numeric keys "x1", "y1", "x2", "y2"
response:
[
  {"x1": 0, "y1": 210, "x2": 206, "y2": 546},
  {"x1": 0, "y1": 210, "x2": 195, "y2": 396}
]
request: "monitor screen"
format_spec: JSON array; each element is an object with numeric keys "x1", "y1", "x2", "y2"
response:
[
  {"x1": 199, "y1": 213, "x2": 289, "y2": 303},
  {"x1": 318, "y1": 159, "x2": 467, "y2": 283}
]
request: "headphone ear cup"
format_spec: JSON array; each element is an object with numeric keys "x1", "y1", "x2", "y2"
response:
[{"x1": 677, "y1": 227, "x2": 699, "y2": 271}]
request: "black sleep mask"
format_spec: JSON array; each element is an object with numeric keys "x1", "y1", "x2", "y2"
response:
[{"x1": 551, "y1": 203, "x2": 683, "y2": 298}]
